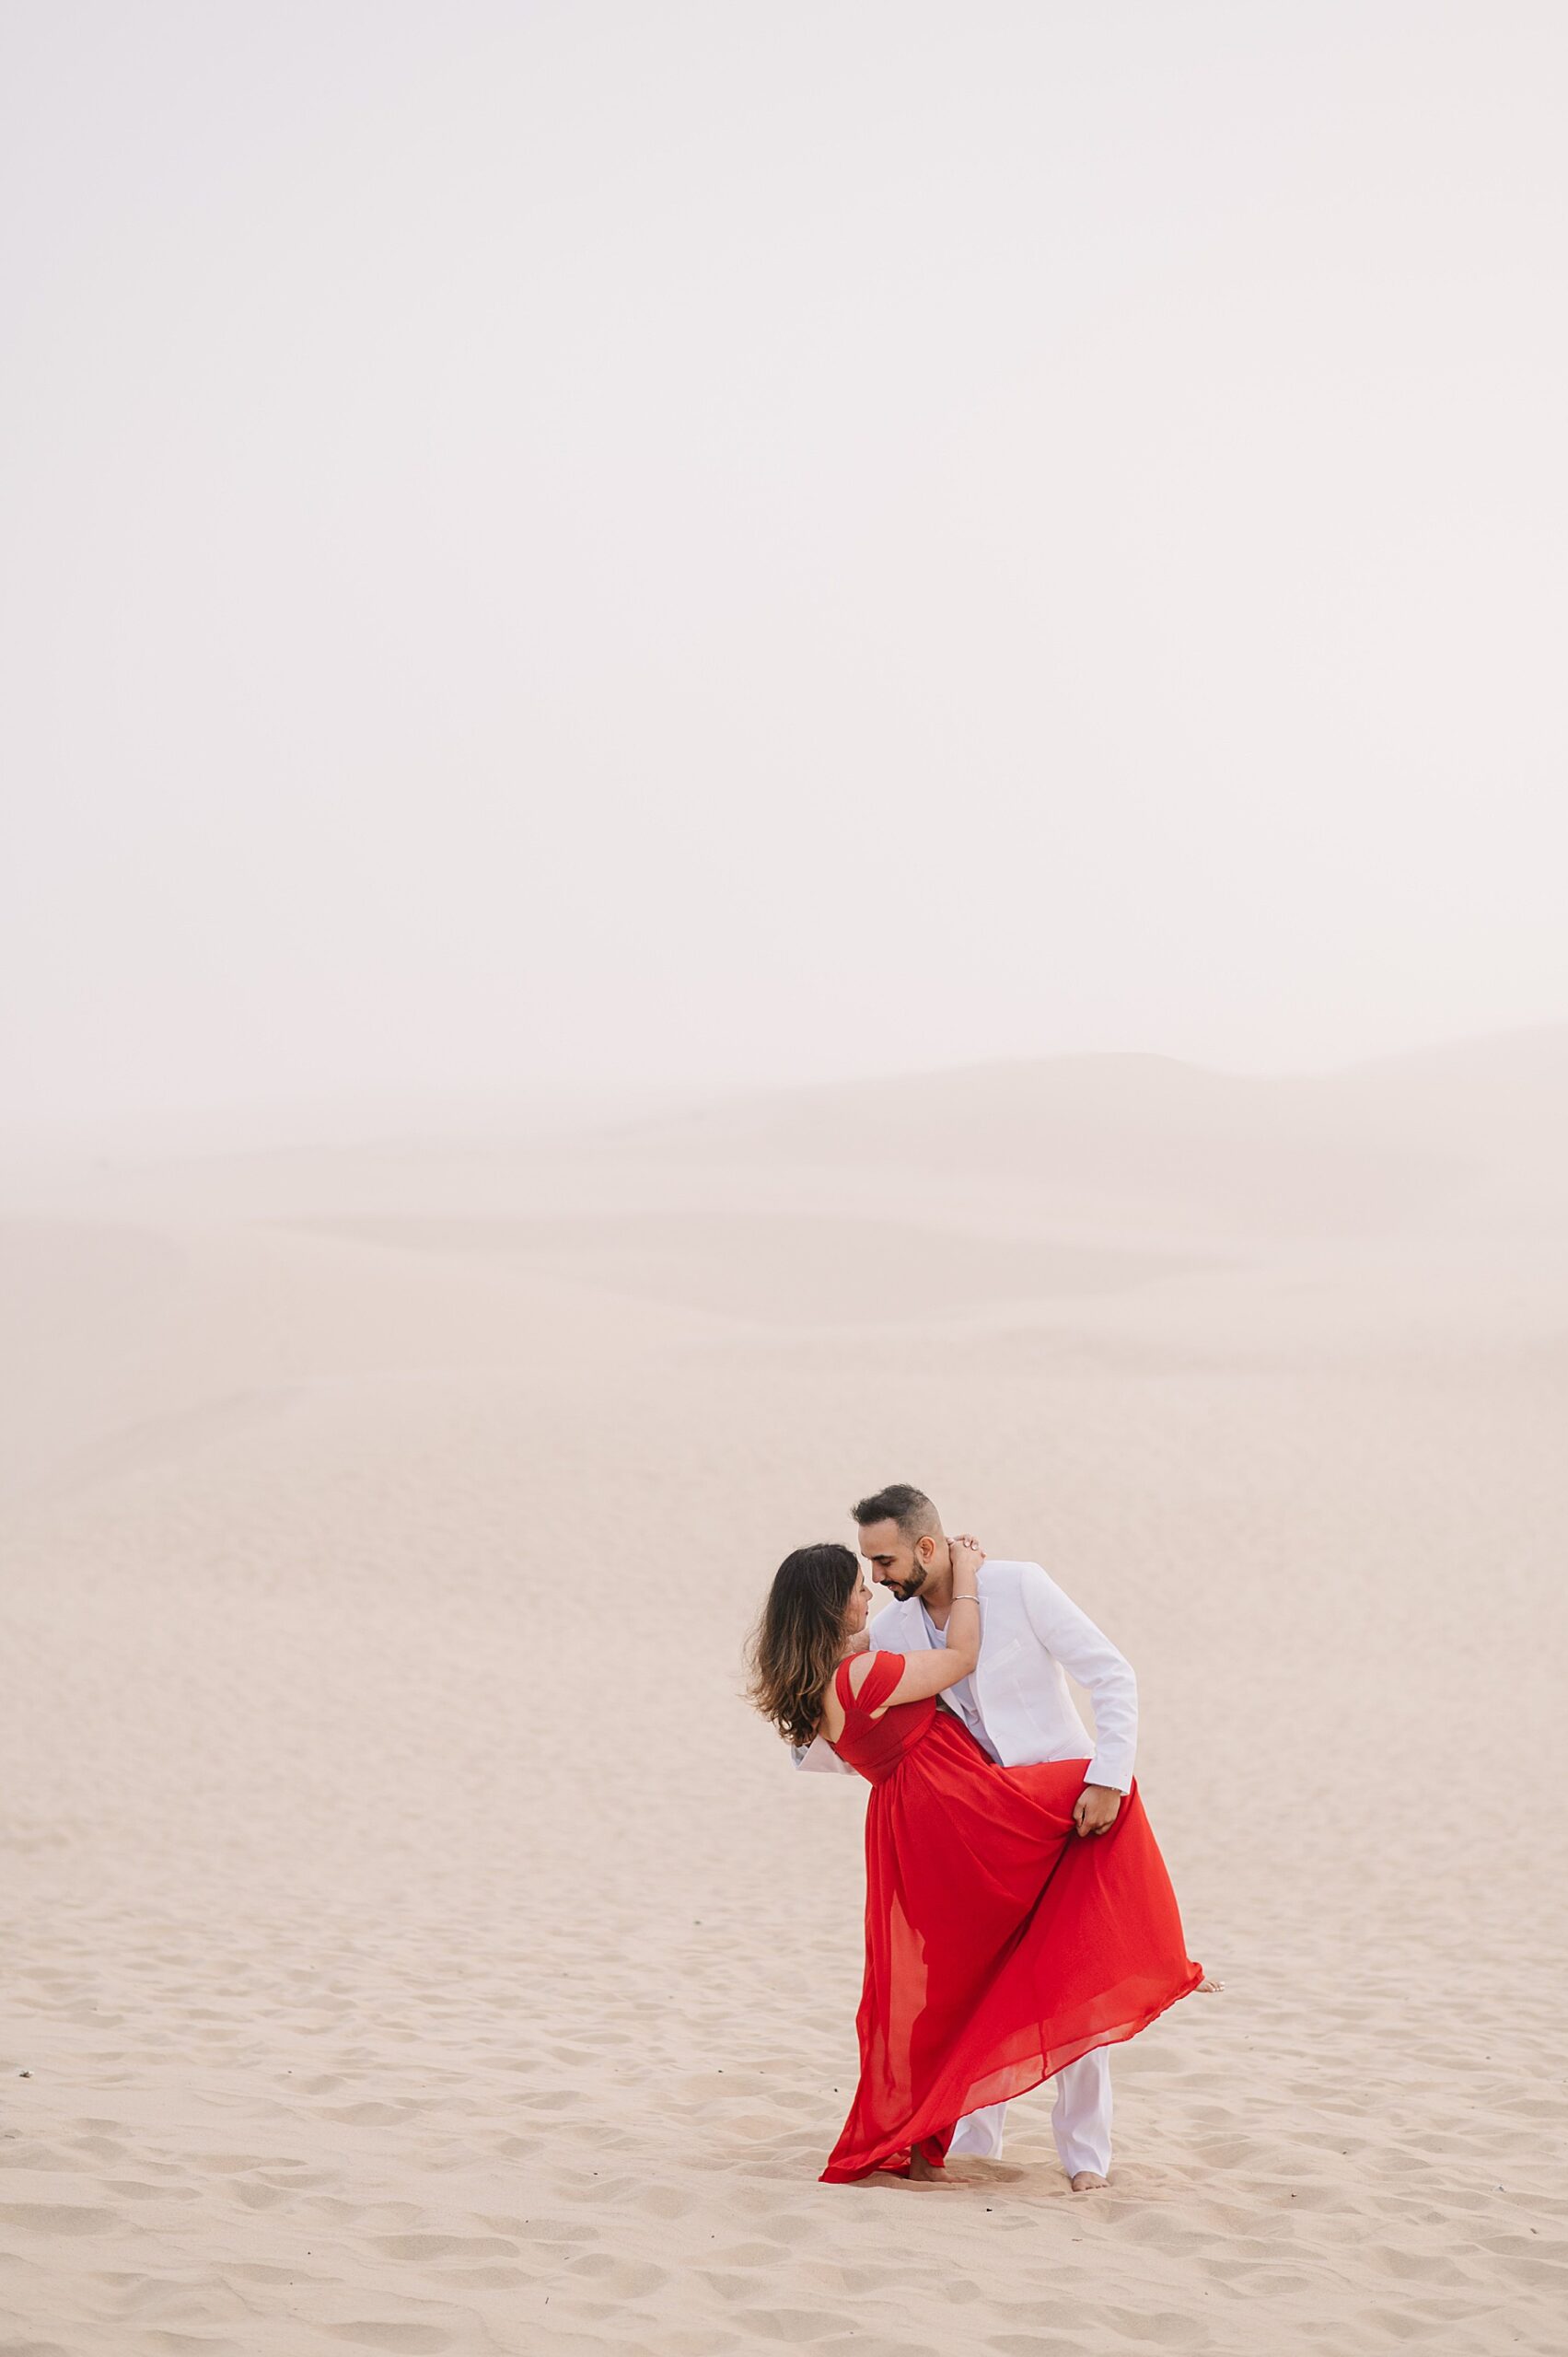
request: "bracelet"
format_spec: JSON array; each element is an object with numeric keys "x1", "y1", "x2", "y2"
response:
[{"x1": 952, "y1": 1592, "x2": 981, "y2": 1602}]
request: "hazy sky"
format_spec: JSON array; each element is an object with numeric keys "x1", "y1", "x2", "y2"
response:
[{"x1": 3, "y1": 1, "x2": 1565, "y2": 1132}]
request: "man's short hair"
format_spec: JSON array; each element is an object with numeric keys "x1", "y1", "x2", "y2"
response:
[{"x1": 852, "y1": 1483, "x2": 939, "y2": 1538}]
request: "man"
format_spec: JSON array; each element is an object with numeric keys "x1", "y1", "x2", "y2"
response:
[{"x1": 795, "y1": 1480, "x2": 1137, "y2": 2190}]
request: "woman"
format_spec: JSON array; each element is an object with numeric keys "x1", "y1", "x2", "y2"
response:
[{"x1": 749, "y1": 1538, "x2": 1204, "y2": 2184}]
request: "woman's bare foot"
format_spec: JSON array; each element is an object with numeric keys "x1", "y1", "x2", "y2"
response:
[
  {"x1": 909, "y1": 2151, "x2": 947, "y2": 2183},
  {"x1": 1197, "y1": 1975, "x2": 1224, "y2": 1992},
  {"x1": 1070, "y1": 2170, "x2": 1109, "y2": 2192}
]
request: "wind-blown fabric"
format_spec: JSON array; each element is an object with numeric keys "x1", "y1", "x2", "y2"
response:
[{"x1": 821, "y1": 1648, "x2": 1202, "y2": 2182}]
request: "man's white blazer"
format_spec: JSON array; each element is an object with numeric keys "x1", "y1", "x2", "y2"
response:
[{"x1": 795, "y1": 1559, "x2": 1137, "y2": 1790}]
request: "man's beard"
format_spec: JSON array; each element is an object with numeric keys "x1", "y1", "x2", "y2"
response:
[{"x1": 887, "y1": 1563, "x2": 929, "y2": 1602}]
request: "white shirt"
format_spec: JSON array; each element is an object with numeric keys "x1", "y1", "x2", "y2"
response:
[{"x1": 918, "y1": 1600, "x2": 1001, "y2": 1763}]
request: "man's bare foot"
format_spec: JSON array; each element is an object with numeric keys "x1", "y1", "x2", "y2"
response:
[
  {"x1": 1070, "y1": 2170, "x2": 1109, "y2": 2192},
  {"x1": 909, "y1": 2151, "x2": 947, "y2": 2183}
]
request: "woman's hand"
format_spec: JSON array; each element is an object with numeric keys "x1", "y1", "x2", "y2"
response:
[{"x1": 949, "y1": 1534, "x2": 985, "y2": 1586}]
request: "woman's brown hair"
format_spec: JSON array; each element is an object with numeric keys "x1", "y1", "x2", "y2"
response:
[{"x1": 748, "y1": 1542, "x2": 862, "y2": 1747}]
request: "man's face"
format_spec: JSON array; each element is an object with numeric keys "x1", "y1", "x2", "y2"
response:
[{"x1": 859, "y1": 1518, "x2": 932, "y2": 1602}]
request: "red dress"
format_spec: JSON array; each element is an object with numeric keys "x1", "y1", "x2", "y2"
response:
[{"x1": 820, "y1": 1648, "x2": 1203, "y2": 2183}]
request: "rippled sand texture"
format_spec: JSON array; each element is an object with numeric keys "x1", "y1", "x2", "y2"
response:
[{"x1": 4, "y1": 1038, "x2": 1566, "y2": 2356}]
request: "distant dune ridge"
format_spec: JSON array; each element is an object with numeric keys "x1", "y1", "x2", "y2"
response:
[
  {"x1": 592, "y1": 1025, "x2": 1568, "y2": 1225},
  {"x1": 2, "y1": 1028, "x2": 1566, "y2": 2354}
]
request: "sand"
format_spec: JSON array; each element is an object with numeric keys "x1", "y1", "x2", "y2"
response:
[{"x1": 3, "y1": 1036, "x2": 1566, "y2": 2356}]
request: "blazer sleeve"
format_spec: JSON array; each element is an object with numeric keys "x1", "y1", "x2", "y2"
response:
[
  {"x1": 790, "y1": 1733, "x2": 854, "y2": 1775},
  {"x1": 1017, "y1": 1562, "x2": 1138, "y2": 1792}
]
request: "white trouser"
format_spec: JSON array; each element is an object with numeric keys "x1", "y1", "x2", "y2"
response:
[{"x1": 946, "y1": 2049, "x2": 1112, "y2": 2177}]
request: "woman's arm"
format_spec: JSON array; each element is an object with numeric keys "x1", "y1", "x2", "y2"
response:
[{"x1": 850, "y1": 1538, "x2": 985, "y2": 1714}]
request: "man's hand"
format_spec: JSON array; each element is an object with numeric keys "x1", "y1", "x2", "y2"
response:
[{"x1": 1073, "y1": 1784, "x2": 1122, "y2": 1839}]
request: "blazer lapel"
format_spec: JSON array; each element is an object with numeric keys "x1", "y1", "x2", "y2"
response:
[
  {"x1": 970, "y1": 1562, "x2": 1004, "y2": 1716},
  {"x1": 869, "y1": 1596, "x2": 931, "y2": 1652}
]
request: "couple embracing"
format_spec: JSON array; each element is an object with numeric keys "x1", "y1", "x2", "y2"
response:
[{"x1": 749, "y1": 1483, "x2": 1213, "y2": 2187}]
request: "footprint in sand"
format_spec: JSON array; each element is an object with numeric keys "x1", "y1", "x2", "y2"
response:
[
  {"x1": 1100, "y1": 2309, "x2": 1206, "y2": 2347},
  {"x1": 729, "y1": 2310, "x2": 846, "y2": 2345},
  {"x1": 0, "y1": 2202, "x2": 115, "y2": 2236},
  {"x1": 223, "y1": 2262, "x2": 332, "y2": 2286},
  {"x1": 563, "y1": 2252, "x2": 668, "y2": 2297},
  {"x1": 143, "y1": 2337, "x2": 243, "y2": 2355},
  {"x1": 319, "y1": 2101, "x2": 425, "y2": 2126},
  {"x1": 986, "y1": 2339, "x2": 1083, "y2": 2356},
  {"x1": 325, "y1": 2328, "x2": 454, "y2": 2354},
  {"x1": 630, "y1": 2182, "x2": 690, "y2": 2220},
  {"x1": 104, "y1": 2178, "x2": 203, "y2": 2204},
  {"x1": 477, "y1": 2212, "x2": 590, "y2": 2244},
  {"x1": 372, "y1": 2234, "x2": 518, "y2": 2261}
]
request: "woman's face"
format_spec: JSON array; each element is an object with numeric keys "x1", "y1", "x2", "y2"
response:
[{"x1": 842, "y1": 1574, "x2": 873, "y2": 1636}]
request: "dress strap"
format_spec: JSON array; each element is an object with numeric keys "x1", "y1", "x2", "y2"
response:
[{"x1": 836, "y1": 1649, "x2": 905, "y2": 1717}]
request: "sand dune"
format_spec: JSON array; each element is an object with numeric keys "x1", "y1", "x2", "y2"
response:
[
  {"x1": 3, "y1": 1033, "x2": 1565, "y2": 2355},
  {"x1": 586, "y1": 1026, "x2": 1568, "y2": 1233},
  {"x1": 276, "y1": 1213, "x2": 1204, "y2": 1327}
]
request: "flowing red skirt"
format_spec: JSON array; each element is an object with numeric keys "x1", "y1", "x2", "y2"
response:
[{"x1": 820, "y1": 1652, "x2": 1202, "y2": 2182}]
